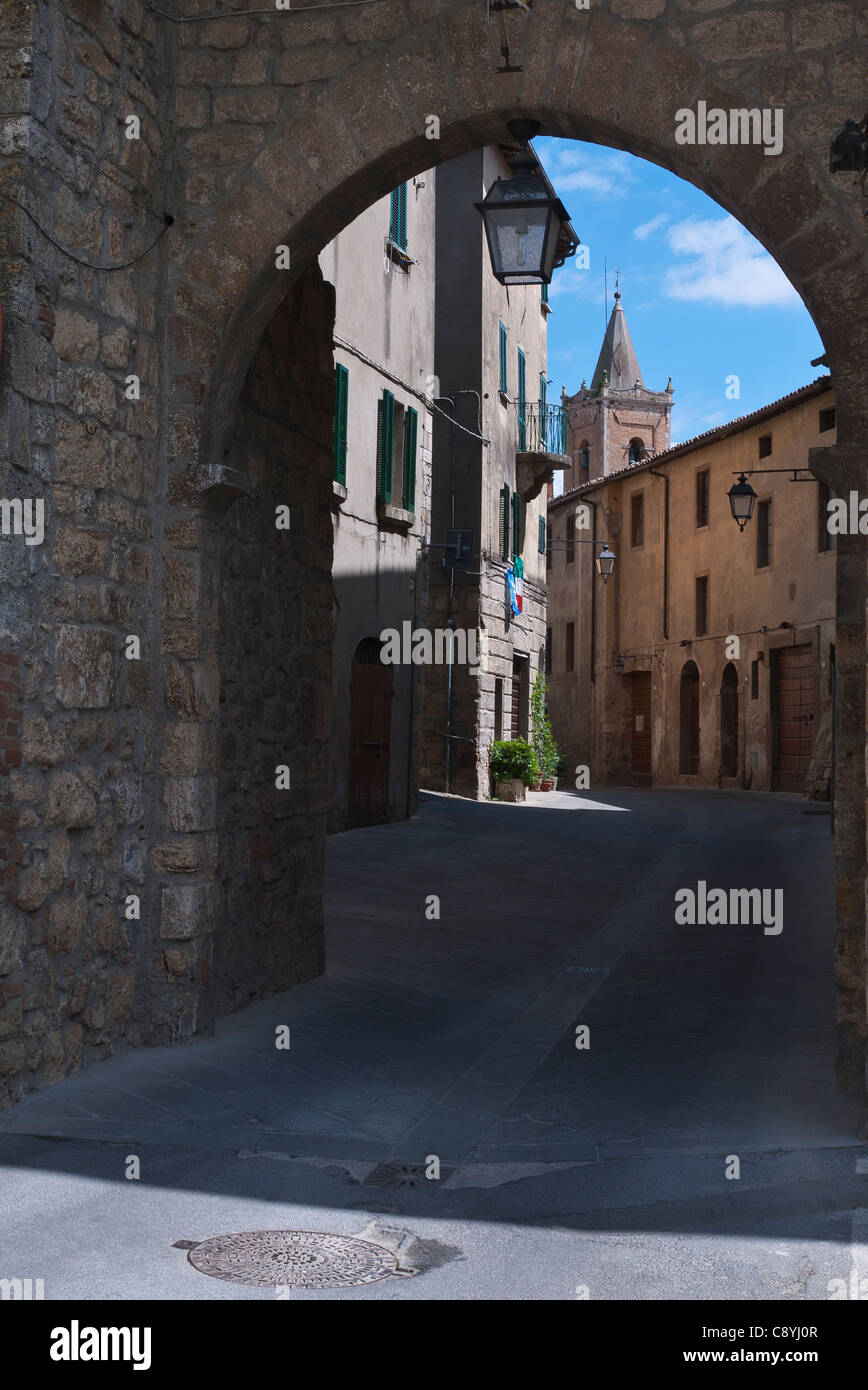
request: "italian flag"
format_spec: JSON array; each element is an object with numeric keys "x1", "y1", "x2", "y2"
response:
[{"x1": 513, "y1": 555, "x2": 524, "y2": 613}]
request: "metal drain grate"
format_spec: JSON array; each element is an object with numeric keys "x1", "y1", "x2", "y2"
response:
[
  {"x1": 184, "y1": 1230, "x2": 412, "y2": 1288},
  {"x1": 363, "y1": 1161, "x2": 453, "y2": 1188}
]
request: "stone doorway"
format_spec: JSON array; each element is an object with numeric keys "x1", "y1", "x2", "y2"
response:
[
  {"x1": 347, "y1": 639, "x2": 393, "y2": 828},
  {"x1": 720, "y1": 663, "x2": 739, "y2": 783}
]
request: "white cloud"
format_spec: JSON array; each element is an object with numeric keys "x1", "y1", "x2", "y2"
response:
[
  {"x1": 662, "y1": 216, "x2": 800, "y2": 308},
  {"x1": 633, "y1": 213, "x2": 669, "y2": 241},
  {"x1": 542, "y1": 147, "x2": 639, "y2": 200}
]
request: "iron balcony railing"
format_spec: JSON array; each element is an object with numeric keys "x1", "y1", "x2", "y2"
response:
[{"x1": 517, "y1": 401, "x2": 568, "y2": 455}]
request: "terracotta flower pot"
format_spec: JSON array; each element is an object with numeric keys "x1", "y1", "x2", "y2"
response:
[{"x1": 540, "y1": 779, "x2": 554, "y2": 792}]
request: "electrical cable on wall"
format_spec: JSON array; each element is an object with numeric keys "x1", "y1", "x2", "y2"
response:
[
  {"x1": 333, "y1": 333, "x2": 491, "y2": 444},
  {"x1": 143, "y1": 0, "x2": 383, "y2": 22},
  {"x1": 0, "y1": 192, "x2": 174, "y2": 271}
]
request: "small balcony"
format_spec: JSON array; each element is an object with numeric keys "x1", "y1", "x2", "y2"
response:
[{"x1": 516, "y1": 402, "x2": 570, "y2": 502}]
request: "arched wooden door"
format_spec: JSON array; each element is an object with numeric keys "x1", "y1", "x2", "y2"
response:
[
  {"x1": 348, "y1": 637, "x2": 392, "y2": 826},
  {"x1": 679, "y1": 661, "x2": 700, "y2": 776},
  {"x1": 720, "y1": 663, "x2": 739, "y2": 781}
]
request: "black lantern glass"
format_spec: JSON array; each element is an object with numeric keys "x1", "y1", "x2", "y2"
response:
[
  {"x1": 596, "y1": 545, "x2": 616, "y2": 583},
  {"x1": 475, "y1": 121, "x2": 572, "y2": 286},
  {"x1": 728, "y1": 473, "x2": 757, "y2": 530},
  {"x1": 829, "y1": 118, "x2": 868, "y2": 174}
]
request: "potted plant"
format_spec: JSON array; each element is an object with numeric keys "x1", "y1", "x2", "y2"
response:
[
  {"x1": 531, "y1": 674, "x2": 560, "y2": 791},
  {"x1": 489, "y1": 738, "x2": 539, "y2": 803}
]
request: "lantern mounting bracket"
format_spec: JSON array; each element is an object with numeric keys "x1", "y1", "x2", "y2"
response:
[{"x1": 731, "y1": 468, "x2": 816, "y2": 483}]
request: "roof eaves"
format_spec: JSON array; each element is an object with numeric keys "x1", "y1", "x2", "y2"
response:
[{"x1": 548, "y1": 376, "x2": 833, "y2": 510}]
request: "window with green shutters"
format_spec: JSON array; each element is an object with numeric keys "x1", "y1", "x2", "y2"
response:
[
  {"x1": 517, "y1": 349, "x2": 527, "y2": 450},
  {"x1": 402, "y1": 407, "x2": 418, "y2": 512},
  {"x1": 332, "y1": 363, "x2": 349, "y2": 484},
  {"x1": 541, "y1": 281, "x2": 549, "y2": 306},
  {"x1": 538, "y1": 515, "x2": 546, "y2": 555},
  {"x1": 500, "y1": 483, "x2": 510, "y2": 560},
  {"x1": 377, "y1": 389, "x2": 395, "y2": 502},
  {"x1": 512, "y1": 490, "x2": 522, "y2": 556},
  {"x1": 389, "y1": 185, "x2": 407, "y2": 251},
  {"x1": 498, "y1": 322, "x2": 508, "y2": 395}
]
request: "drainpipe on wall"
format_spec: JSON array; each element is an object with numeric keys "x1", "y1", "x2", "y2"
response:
[
  {"x1": 649, "y1": 467, "x2": 669, "y2": 640},
  {"x1": 435, "y1": 395, "x2": 457, "y2": 793},
  {"x1": 589, "y1": 498, "x2": 597, "y2": 685}
]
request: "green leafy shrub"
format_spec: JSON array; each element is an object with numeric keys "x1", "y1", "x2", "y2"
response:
[
  {"x1": 531, "y1": 674, "x2": 560, "y2": 779},
  {"x1": 489, "y1": 738, "x2": 539, "y2": 787}
]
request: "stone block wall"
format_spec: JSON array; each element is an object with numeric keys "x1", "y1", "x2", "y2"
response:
[
  {"x1": 0, "y1": 0, "x2": 171, "y2": 1103},
  {"x1": 213, "y1": 276, "x2": 333, "y2": 1017}
]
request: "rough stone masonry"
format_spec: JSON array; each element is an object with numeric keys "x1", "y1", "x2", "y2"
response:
[{"x1": 0, "y1": 0, "x2": 865, "y2": 1108}]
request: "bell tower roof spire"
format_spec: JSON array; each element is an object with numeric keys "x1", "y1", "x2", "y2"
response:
[{"x1": 591, "y1": 283, "x2": 643, "y2": 393}]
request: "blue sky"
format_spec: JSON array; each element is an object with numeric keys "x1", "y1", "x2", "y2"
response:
[{"x1": 535, "y1": 138, "x2": 825, "y2": 446}]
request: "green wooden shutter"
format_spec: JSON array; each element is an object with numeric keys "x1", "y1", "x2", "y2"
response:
[
  {"x1": 333, "y1": 363, "x2": 348, "y2": 484},
  {"x1": 498, "y1": 322, "x2": 507, "y2": 395},
  {"x1": 541, "y1": 281, "x2": 549, "y2": 305},
  {"x1": 377, "y1": 390, "x2": 395, "y2": 502},
  {"x1": 500, "y1": 483, "x2": 510, "y2": 560},
  {"x1": 389, "y1": 185, "x2": 407, "y2": 250},
  {"x1": 517, "y1": 349, "x2": 526, "y2": 450},
  {"x1": 512, "y1": 490, "x2": 522, "y2": 557},
  {"x1": 403, "y1": 406, "x2": 418, "y2": 512},
  {"x1": 539, "y1": 373, "x2": 547, "y2": 450},
  {"x1": 538, "y1": 515, "x2": 546, "y2": 555}
]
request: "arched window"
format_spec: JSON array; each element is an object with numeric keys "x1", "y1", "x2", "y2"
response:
[
  {"x1": 628, "y1": 437, "x2": 646, "y2": 464},
  {"x1": 679, "y1": 661, "x2": 700, "y2": 775},
  {"x1": 720, "y1": 663, "x2": 739, "y2": 780},
  {"x1": 579, "y1": 440, "x2": 590, "y2": 473}
]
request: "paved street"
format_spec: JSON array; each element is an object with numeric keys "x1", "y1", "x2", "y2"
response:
[{"x1": 1, "y1": 788, "x2": 866, "y2": 1300}]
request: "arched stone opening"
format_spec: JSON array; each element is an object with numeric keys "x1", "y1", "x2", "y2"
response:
[
  {"x1": 160, "y1": 32, "x2": 866, "y2": 1087},
  {"x1": 679, "y1": 661, "x2": 701, "y2": 777},
  {"x1": 720, "y1": 662, "x2": 740, "y2": 782}
]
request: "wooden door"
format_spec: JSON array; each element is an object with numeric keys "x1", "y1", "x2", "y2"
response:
[
  {"x1": 720, "y1": 664, "x2": 739, "y2": 779},
  {"x1": 679, "y1": 662, "x2": 700, "y2": 776},
  {"x1": 773, "y1": 644, "x2": 816, "y2": 792},
  {"x1": 630, "y1": 672, "x2": 652, "y2": 779},
  {"x1": 348, "y1": 640, "x2": 392, "y2": 824},
  {"x1": 510, "y1": 656, "x2": 525, "y2": 738}
]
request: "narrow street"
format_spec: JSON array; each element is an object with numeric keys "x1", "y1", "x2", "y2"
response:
[{"x1": 1, "y1": 789, "x2": 865, "y2": 1300}]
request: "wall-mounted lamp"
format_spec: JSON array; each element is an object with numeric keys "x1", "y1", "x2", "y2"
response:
[
  {"x1": 728, "y1": 472, "x2": 758, "y2": 530},
  {"x1": 475, "y1": 119, "x2": 577, "y2": 285},
  {"x1": 595, "y1": 544, "x2": 616, "y2": 584}
]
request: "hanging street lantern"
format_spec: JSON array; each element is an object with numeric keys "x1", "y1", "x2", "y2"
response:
[
  {"x1": 728, "y1": 473, "x2": 758, "y2": 530},
  {"x1": 829, "y1": 117, "x2": 868, "y2": 173},
  {"x1": 596, "y1": 545, "x2": 616, "y2": 583},
  {"x1": 475, "y1": 119, "x2": 578, "y2": 286}
]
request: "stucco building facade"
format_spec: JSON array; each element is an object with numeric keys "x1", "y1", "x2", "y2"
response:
[
  {"x1": 320, "y1": 176, "x2": 435, "y2": 832},
  {"x1": 548, "y1": 377, "x2": 837, "y2": 797},
  {"x1": 418, "y1": 143, "x2": 573, "y2": 800}
]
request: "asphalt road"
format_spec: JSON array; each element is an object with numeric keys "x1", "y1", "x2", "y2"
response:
[{"x1": 0, "y1": 788, "x2": 866, "y2": 1300}]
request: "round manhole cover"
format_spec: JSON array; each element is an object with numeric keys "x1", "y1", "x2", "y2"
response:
[{"x1": 187, "y1": 1230, "x2": 404, "y2": 1288}]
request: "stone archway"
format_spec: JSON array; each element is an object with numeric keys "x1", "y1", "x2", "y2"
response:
[{"x1": 2, "y1": 0, "x2": 866, "y2": 1104}]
